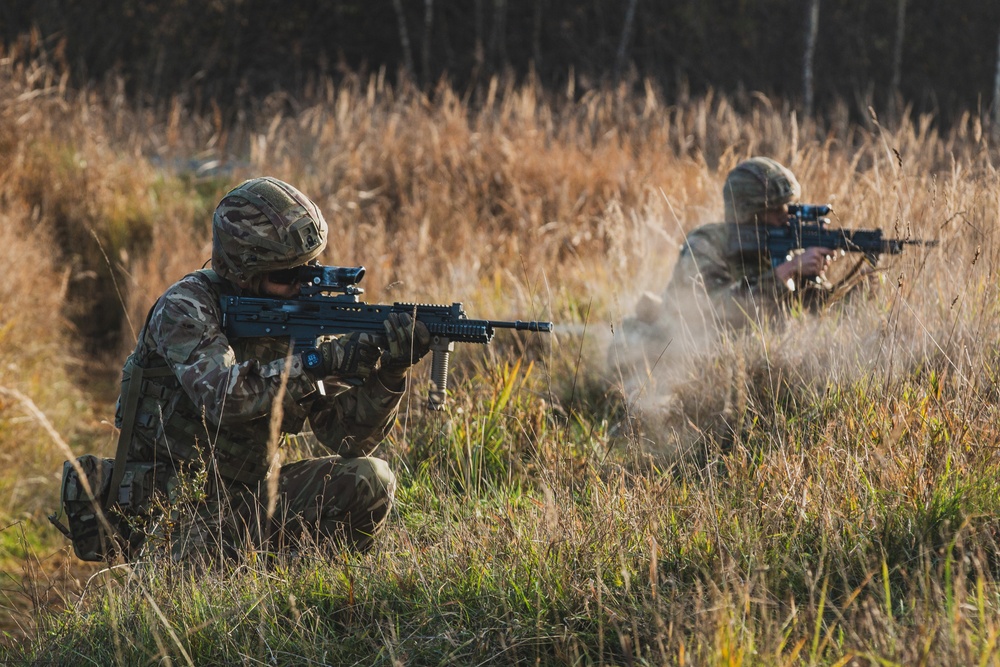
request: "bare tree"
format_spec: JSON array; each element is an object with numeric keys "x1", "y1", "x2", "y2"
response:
[
  {"x1": 803, "y1": 0, "x2": 821, "y2": 118},
  {"x1": 532, "y1": 0, "x2": 544, "y2": 69},
  {"x1": 391, "y1": 0, "x2": 414, "y2": 79},
  {"x1": 614, "y1": 0, "x2": 640, "y2": 83},
  {"x1": 422, "y1": 0, "x2": 434, "y2": 87},
  {"x1": 889, "y1": 0, "x2": 907, "y2": 120},
  {"x1": 473, "y1": 0, "x2": 485, "y2": 78}
]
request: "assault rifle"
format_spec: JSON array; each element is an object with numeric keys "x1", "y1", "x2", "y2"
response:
[
  {"x1": 731, "y1": 204, "x2": 937, "y2": 268},
  {"x1": 219, "y1": 265, "x2": 552, "y2": 409}
]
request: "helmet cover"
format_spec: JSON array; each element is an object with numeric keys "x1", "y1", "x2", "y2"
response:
[
  {"x1": 722, "y1": 157, "x2": 801, "y2": 223},
  {"x1": 212, "y1": 177, "x2": 328, "y2": 282}
]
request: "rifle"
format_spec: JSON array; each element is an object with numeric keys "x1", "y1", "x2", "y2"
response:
[
  {"x1": 219, "y1": 265, "x2": 552, "y2": 409},
  {"x1": 731, "y1": 204, "x2": 938, "y2": 268}
]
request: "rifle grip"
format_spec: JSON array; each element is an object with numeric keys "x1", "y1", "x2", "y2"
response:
[{"x1": 427, "y1": 340, "x2": 455, "y2": 410}]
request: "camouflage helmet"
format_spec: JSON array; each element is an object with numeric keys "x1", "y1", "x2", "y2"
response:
[
  {"x1": 212, "y1": 177, "x2": 328, "y2": 282},
  {"x1": 722, "y1": 157, "x2": 801, "y2": 223}
]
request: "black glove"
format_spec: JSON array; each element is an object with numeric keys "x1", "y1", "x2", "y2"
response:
[
  {"x1": 382, "y1": 312, "x2": 431, "y2": 369},
  {"x1": 301, "y1": 332, "x2": 383, "y2": 383}
]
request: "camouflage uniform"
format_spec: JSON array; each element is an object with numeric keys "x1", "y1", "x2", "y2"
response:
[
  {"x1": 614, "y1": 158, "x2": 817, "y2": 384},
  {"x1": 117, "y1": 177, "x2": 408, "y2": 560},
  {"x1": 660, "y1": 221, "x2": 796, "y2": 332},
  {"x1": 632, "y1": 158, "x2": 819, "y2": 337},
  {"x1": 120, "y1": 270, "x2": 401, "y2": 558}
]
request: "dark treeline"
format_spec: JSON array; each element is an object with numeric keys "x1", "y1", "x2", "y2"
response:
[{"x1": 2, "y1": 0, "x2": 998, "y2": 126}]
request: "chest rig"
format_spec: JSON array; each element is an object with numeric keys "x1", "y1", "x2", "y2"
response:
[{"x1": 115, "y1": 270, "x2": 302, "y2": 488}]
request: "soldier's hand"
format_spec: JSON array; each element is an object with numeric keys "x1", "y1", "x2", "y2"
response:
[
  {"x1": 775, "y1": 246, "x2": 834, "y2": 283},
  {"x1": 382, "y1": 312, "x2": 431, "y2": 370},
  {"x1": 302, "y1": 332, "x2": 382, "y2": 382}
]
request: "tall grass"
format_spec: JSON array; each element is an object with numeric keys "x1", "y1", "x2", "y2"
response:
[{"x1": 2, "y1": 41, "x2": 1000, "y2": 664}]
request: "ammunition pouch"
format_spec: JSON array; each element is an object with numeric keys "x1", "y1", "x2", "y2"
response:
[
  {"x1": 118, "y1": 349, "x2": 271, "y2": 487},
  {"x1": 48, "y1": 455, "x2": 166, "y2": 562}
]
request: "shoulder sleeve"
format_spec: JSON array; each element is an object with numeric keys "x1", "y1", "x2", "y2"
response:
[
  {"x1": 666, "y1": 224, "x2": 793, "y2": 328},
  {"x1": 147, "y1": 274, "x2": 316, "y2": 425},
  {"x1": 667, "y1": 225, "x2": 736, "y2": 296}
]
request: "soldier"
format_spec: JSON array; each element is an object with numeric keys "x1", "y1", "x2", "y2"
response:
[
  {"x1": 668, "y1": 156, "x2": 834, "y2": 327},
  {"x1": 607, "y1": 157, "x2": 841, "y2": 456},
  {"x1": 115, "y1": 176, "x2": 429, "y2": 560},
  {"x1": 625, "y1": 157, "x2": 838, "y2": 354},
  {"x1": 613, "y1": 158, "x2": 851, "y2": 393}
]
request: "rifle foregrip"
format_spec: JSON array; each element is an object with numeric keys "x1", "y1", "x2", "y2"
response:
[{"x1": 427, "y1": 341, "x2": 455, "y2": 410}]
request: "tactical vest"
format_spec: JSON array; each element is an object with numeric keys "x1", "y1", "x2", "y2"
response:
[{"x1": 116, "y1": 269, "x2": 302, "y2": 486}]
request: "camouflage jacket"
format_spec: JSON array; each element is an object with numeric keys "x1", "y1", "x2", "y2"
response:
[
  {"x1": 118, "y1": 270, "x2": 403, "y2": 485},
  {"x1": 663, "y1": 221, "x2": 794, "y2": 330},
  {"x1": 614, "y1": 222, "x2": 838, "y2": 389}
]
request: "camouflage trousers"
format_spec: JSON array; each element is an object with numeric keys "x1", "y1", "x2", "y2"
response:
[{"x1": 163, "y1": 455, "x2": 395, "y2": 561}]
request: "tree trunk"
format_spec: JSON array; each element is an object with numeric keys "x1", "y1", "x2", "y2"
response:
[
  {"x1": 532, "y1": 0, "x2": 544, "y2": 70},
  {"x1": 803, "y1": 0, "x2": 821, "y2": 118},
  {"x1": 615, "y1": 0, "x2": 640, "y2": 83},
  {"x1": 489, "y1": 0, "x2": 507, "y2": 72},
  {"x1": 889, "y1": 0, "x2": 907, "y2": 121},
  {"x1": 422, "y1": 0, "x2": 434, "y2": 87},
  {"x1": 473, "y1": 0, "x2": 484, "y2": 78},
  {"x1": 391, "y1": 0, "x2": 414, "y2": 79},
  {"x1": 994, "y1": 21, "x2": 1000, "y2": 139}
]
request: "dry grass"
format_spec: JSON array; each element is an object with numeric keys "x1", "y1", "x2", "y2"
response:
[{"x1": 2, "y1": 42, "x2": 1000, "y2": 664}]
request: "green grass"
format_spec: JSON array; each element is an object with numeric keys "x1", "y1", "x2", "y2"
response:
[{"x1": 11, "y1": 356, "x2": 1000, "y2": 665}]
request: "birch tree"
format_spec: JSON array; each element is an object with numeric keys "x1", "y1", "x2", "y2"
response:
[
  {"x1": 391, "y1": 0, "x2": 414, "y2": 79},
  {"x1": 803, "y1": 0, "x2": 821, "y2": 118},
  {"x1": 614, "y1": 0, "x2": 640, "y2": 83},
  {"x1": 889, "y1": 0, "x2": 907, "y2": 121}
]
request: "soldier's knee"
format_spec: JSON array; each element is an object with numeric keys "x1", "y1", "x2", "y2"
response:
[
  {"x1": 337, "y1": 457, "x2": 395, "y2": 544},
  {"x1": 352, "y1": 456, "x2": 396, "y2": 503}
]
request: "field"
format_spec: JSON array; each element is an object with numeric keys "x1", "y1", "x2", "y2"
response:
[{"x1": 2, "y1": 46, "x2": 1000, "y2": 665}]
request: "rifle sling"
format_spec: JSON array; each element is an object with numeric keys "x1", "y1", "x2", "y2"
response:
[
  {"x1": 838, "y1": 256, "x2": 867, "y2": 286},
  {"x1": 106, "y1": 361, "x2": 175, "y2": 509}
]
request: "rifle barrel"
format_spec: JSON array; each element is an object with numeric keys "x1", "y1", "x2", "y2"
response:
[{"x1": 491, "y1": 320, "x2": 553, "y2": 332}]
